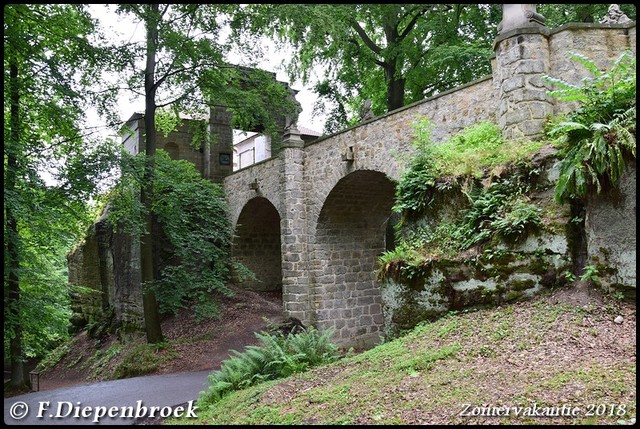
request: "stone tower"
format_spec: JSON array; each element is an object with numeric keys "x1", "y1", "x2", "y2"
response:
[{"x1": 493, "y1": 4, "x2": 554, "y2": 140}]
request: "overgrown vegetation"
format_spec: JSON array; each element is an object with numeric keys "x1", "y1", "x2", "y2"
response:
[
  {"x1": 199, "y1": 326, "x2": 341, "y2": 405},
  {"x1": 543, "y1": 51, "x2": 636, "y2": 204},
  {"x1": 381, "y1": 120, "x2": 545, "y2": 280},
  {"x1": 112, "y1": 342, "x2": 177, "y2": 379},
  {"x1": 106, "y1": 149, "x2": 238, "y2": 321},
  {"x1": 380, "y1": 49, "x2": 636, "y2": 284},
  {"x1": 394, "y1": 119, "x2": 544, "y2": 216},
  {"x1": 175, "y1": 291, "x2": 636, "y2": 425}
]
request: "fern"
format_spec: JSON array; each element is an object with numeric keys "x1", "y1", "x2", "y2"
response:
[
  {"x1": 199, "y1": 326, "x2": 340, "y2": 405},
  {"x1": 544, "y1": 51, "x2": 636, "y2": 204}
]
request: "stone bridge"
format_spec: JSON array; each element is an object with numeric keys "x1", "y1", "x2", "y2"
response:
[{"x1": 222, "y1": 10, "x2": 635, "y2": 348}]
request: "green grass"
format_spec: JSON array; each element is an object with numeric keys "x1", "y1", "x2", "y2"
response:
[
  {"x1": 427, "y1": 121, "x2": 545, "y2": 179},
  {"x1": 112, "y1": 342, "x2": 177, "y2": 379},
  {"x1": 169, "y1": 292, "x2": 635, "y2": 425}
]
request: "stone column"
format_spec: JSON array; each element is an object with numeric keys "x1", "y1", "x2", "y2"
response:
[
  {"x1": 279, "y1": 125, "x2": 313, "y2": 324},
  {"x1": 493, "y1": 4, "x2": 554, "y2": 140},
  {"x1": 208, "y1": 104, "x2": 234, "y2": 182}
]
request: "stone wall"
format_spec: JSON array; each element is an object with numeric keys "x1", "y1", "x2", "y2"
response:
[
  {"x1": 310, "y1": 170, "x2": 395, "y2": 348},
  {"x1": 223, "y1": 20, "x2": 636, "y2": 348},
  {"x1": 585, "y1": 164, "x2": 636, "y2": 297},
  {"x1": 547, "y1": 23, "x2": 636, "y2": 117},
  {"x1": 70, "y1": 15, "x2": 636, "y2": 348}
]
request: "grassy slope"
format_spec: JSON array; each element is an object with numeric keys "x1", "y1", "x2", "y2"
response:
[{"x1": 173, "y1": 286, "x2": 636, "y2": 425}]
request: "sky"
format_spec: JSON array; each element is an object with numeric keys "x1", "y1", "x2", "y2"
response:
[{"x1": 89, "y1": 4, "x2": 327, "y2": 139}]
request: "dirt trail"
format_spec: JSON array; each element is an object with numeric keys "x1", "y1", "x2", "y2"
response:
[{"x1": 33, "y1": 286, "x2": 285, "y2": 393}]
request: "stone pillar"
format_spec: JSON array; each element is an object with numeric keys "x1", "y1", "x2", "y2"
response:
[
  {"x1": 112, "y1": 229, "x2": 145, "y2": 341},
  {"x1": 208, "y1": 104, "x2": 234, "y2": 182},
  {"x1": 493, "y1": 4, "x2": 554, "y2": 140},
  {"x1": 279, "y1": 125, "x2": 313, "y2": 324}
]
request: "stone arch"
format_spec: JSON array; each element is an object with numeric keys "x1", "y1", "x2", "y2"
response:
[
  {"x1": 311, "y1": 169, "x2": 396, "y2": 348},
  {"x1": 233, "y1": 197, "x2": 282, "y2": 293},
  {"x1": 164, "y1": 141, "x2": 180, "y2": 160}
]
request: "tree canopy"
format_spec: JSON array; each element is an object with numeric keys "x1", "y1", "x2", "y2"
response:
[
  {"x1": 4, "y1": 3, "x2": 119, "y2": 387},
  {"x1": 229, "y1": 4, "x2": 636, "y2": 134},
  {"x1": 229, "y1": 4, "x2": 501, "y2": 133}
]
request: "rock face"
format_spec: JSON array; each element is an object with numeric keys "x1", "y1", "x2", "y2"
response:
[
  {"x1": 584, "y1": 163, "x2": 636, "y2": 298},
  {"x1": 380, "y1": 151, "x2": 571, "y2": 338},
  {"x1": 67, "y1": 215, "x2": 145, "y2": 341}
]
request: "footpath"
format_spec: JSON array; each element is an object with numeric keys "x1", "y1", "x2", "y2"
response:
[{"x1": 4, "y1": 369, "x2": 211, "y2": 425}]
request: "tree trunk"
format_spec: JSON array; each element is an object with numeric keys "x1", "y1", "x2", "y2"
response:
[
  {"x1": 7, "y1": 61, "x2": 27, "y2": 388},
  {"x1": 385, "y1": 66, "x2": 405, "y2": 112},
  {"x1": 141, "y1": 3, "x2": 164, "y2": 344}
]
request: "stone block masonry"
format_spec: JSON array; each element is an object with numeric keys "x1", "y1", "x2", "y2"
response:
[
  {"x1": 69, "y1": 8, "x2": 636, "y2": 348},
  {"x1": 224, "y1": 16, "x2": 636, "y2": 348}
]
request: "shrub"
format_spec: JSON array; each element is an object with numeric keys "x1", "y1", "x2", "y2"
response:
[
  {"x1": 108, "y1": 150, "x2": 238, "y2": 321},
  {"x1": 394, "y1": 118, "x2": 544, "y2": 215},
  {"x1": 113, "y1": 342, "x2": 176, "y2": 379},
  {"x1": 200, "y1": 326, "x2": 340, "y2": 405}
]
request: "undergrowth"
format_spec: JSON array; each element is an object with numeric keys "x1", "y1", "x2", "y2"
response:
[
  {"x1": 381, "y1": 120, "x2": 545, "y2": 280},
  {"x1": 199, "y1": 326, "x2": 341, "y2": 405},
  {"x1": 543, "y1": 51, "x2": 636, "y2": 204}
]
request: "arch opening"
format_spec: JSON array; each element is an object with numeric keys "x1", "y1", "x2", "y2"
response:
[
  {"x1": 313, "y1": 170, "x2": 396, "y2": 348},
  {"x1": 233, "y1": 197, "x2": 282, "y2": 294}
]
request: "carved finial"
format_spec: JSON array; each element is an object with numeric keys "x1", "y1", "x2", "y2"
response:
[
  {"x1": 498, "y1": 4, "x2": 546, "y2": 34},
  {"x1": 359, "y1": 99, "x2": 374, "y2": 122},
  {"x1": 600, "y1": 4, "x2": 632, "y2": 24},
  {"x1": 282, "y1": 120, "x2": 304, "y2": 148},
  {"x1": 284, "y1": 86, "x2": 302, "y2": 131}
]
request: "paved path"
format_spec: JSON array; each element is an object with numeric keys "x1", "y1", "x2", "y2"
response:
[{"x1": 4, "y1": 370, "x2": 212, "y2": 425}]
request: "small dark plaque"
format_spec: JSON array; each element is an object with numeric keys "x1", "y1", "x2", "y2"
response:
[{"x1": 219, "y1": 152, "x2": 232, "y2": 166}]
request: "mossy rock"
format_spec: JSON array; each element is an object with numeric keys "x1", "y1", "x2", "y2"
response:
[{"x1": 508, "y1": 278, "x2": 537, "y2": 291}]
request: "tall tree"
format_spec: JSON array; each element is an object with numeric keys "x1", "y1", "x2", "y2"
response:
[
  {"x1": 229, "y1": 4, "x2": 501, "y2": 133},
  {"x1": 539, "y1": 3, "x2": 636, "y2": 27},
  {"x1": 114, "y1": 4, "x2": 298, "y2": 343},
  {"x1": 4, "y1": 4, "x2": 118, "y2": 388}
]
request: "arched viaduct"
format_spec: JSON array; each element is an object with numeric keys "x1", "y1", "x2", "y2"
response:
[{"x1": 223, "y1": 11, "x2": 635, "y2": 347}]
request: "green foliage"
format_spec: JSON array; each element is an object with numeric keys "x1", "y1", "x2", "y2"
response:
[
  {"x1": 393, "y1": 119, "x2": 438, "y2": 214},
  {"x1": 4, "y1": 4, "x2": 122, "y2": 378},
  {"x1": 109, "y1": 150, "x2": 235, "y2": 321},
  {"x1": 382, "y1": 125, "x2": 544, "y2": 281},
  {"x1": 430, "y1": 122, "x2": 544, "y2": 178},
  {"x1": 457, "y1": 182, "x2": 541, "y2": 248},
  {"x1": 394, "y1": 118, "x2": 543, "y2": 216},
  {"x1": 580, "y1": 264, "x2": 600, "y2": 283},
  {"x1": 200, "y1": 326, "x2": 341, "y2": 405},
  {"x1": 155, "y1": 106, "x2": 183, "y2": 138},
  {"x1": 112, "y1": 342, "x2": 177, "y2": 379},
  {"x1": 377, "y1": 242, "x2": 429, "y2": 282},
  {"x1": 544, "y1": 51, "x2": 636, "y2": 204},
  {"x1": 84, "y1": 343, "x2": 123, "y2": 379},
  {"x1": 152, "y1": 150, "x2": 234, "y2": 320},
  {"x1": 393, "y1": 157, "x2": 438, "y2": 214},
  {"x1": 489, "y1": 198, "x2": 542, "y2": 240},
  {"x1": 230, "y1": 4, "x2": 499, "y2": 133},
  {"x1": 33, "y1": 338, "x2": 74, "y2": 373}
]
